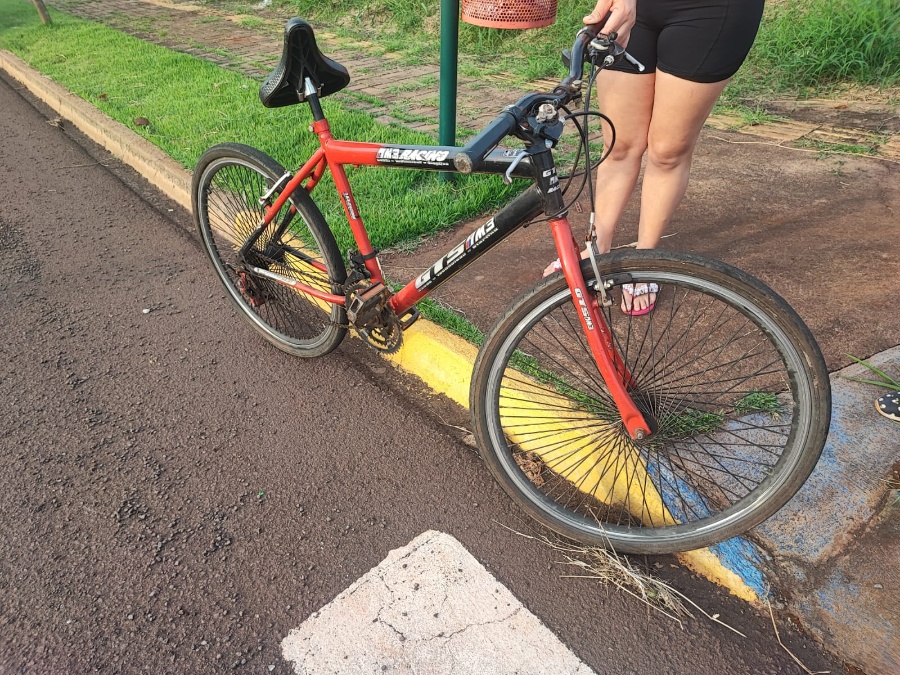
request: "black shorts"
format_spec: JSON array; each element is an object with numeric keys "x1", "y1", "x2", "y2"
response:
[{"x1": 610, "y1": 0, "x2": 765, "y2": 83}]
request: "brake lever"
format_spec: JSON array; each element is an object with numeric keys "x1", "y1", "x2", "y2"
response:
[
  {"x1": 623, "y1": 50, "x2": 646, "y2": 72},
  {"x1": 589, "y1": 33, "x2": 646, "y2": 73},
  {"x1": 503, "y1": 150, "x2": 528, "y2": 185}
]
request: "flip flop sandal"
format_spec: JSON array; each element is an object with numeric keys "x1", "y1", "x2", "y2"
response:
[
  {"x1": 621, "y1": 282, "x2": 658, "y2": 316},
  {"x1": 543, "y1": 258, "x2": 561, "y2": 278},
  {"x1": 875, "y1": 391, "x2": 900, "y2": 422}
]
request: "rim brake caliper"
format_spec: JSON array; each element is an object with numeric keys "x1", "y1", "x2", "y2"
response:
[{"x1": 586, "y1": 214, "x2": 613, "y2": 307}]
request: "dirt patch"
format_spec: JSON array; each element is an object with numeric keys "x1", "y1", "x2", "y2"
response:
[{"x1": 380, "y1": 124, "x2": 900, "y2": 372}]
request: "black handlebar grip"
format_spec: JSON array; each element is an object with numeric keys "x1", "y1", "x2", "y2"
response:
[{"x1": 453, "y1": 110, "x2": 518, "y2": 174}]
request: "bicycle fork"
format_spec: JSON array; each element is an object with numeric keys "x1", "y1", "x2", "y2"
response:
[{"x1": 550, "y1": 218, "x2": 651, "y2": 440}]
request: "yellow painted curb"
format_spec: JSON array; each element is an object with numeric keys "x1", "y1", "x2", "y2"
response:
[
  {"x1": 384, "y1": 320, "x2": 477, "y2": 409},
  {"x1": 679, "y1": 549, "x2": 758, "y2": 603},
  {"x1": 1, "y1": 48, "x2": 757, "y2": 603}
]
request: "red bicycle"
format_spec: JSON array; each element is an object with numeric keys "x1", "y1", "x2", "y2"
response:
[{"x1": 192, "y1": 19, "x2": 831, "y2": 554}]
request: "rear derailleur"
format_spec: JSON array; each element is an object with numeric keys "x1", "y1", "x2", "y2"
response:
[
  {"x1": 236, "y1": 268, "x2": 268, "y2": 308},
  {"x1": 234, "y1": 241, "x2": 288, "y2": 308}
]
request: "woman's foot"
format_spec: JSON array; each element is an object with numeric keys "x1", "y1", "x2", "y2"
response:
[
  {"x1": 621, "y1": 282, "x2": 658, "y2": 316},
  {"x1": 543, "y1": 258, "x2": 562, "y2": 277},
  {"x1": 542, "y1": 248, "x2": 594, "y2": 278},
  {"x1": 875, "y1": 391, "x2": 900, "y2": 422}
]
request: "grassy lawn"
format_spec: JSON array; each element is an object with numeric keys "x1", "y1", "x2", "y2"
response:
[
  {"x1": 0, "y1": 0, "x2": 520, "y2": 258},
  {"x1": 726, "y1": 0, "x2": 900, "y2": 105},
  {"x1": 206, "y1": 0, "x2": 900, "y2": 103}
]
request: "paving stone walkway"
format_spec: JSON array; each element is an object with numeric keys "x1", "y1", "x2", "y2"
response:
[
  {"x1": 44, "y1": 0, "x2": 899, "y2": 159},
  {"x1": 45, "y1": 0, "x2": 544, "y2": 137}
]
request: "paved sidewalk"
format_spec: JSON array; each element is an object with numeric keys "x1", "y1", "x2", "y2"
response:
[
  {"x1": 45, "y1": 0, "x2": 526, "y2": 136},
  {"x1": 10, "y1": 2, "x2": 900, "y2": 673},
  {"x1": 46, "y1": 0, "x2": 900, "y2": 158}
]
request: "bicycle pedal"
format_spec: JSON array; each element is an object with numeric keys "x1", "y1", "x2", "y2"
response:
[
  {"x1": 346, "y1": 281, "x2": 390, "y2": 328},
  {"x1": 397, "y1": 307, "x2": 420, "y2": 330}
]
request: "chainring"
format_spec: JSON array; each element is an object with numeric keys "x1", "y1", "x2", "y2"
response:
[{"x1": 359, "y1": 310, "x2": 403, "y2": 353}]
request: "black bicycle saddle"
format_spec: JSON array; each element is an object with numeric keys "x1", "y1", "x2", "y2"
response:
[{"x1": 259, "y1": 18, "x2": 350, "y2": 108}]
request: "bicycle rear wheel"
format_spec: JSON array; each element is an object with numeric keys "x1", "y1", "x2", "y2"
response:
[
  {"x1": 192, "y1": 143, "x2": 347, "y2": 357},
  {"x1": 471, "y1": 250, "x2": 830, "y2": 554}
]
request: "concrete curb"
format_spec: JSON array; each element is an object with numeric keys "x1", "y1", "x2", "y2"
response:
[
  {"x1": 0, "y1": 48, "x2": 786, "y2": 604},
  {"x1": 755, "y1": 349, "x2": 900, "y2": 674}
]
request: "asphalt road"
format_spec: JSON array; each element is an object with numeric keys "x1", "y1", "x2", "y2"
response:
[{"x1": 0, "y1": 72, "x2": 838, "y2": 674}]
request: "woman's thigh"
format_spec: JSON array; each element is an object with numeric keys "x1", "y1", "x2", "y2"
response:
[
  {"x1": 596, "y1": 69, "x2": 656, "y2": 154},
  {"x1": 646, "y1": 71, "x2": 729, "y2": 162}
]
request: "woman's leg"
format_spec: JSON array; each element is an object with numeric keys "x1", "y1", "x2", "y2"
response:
[
  {"x1": 542, "y1": 69, "x2": 654, "y2": 276},
  {"x1": 637, "y1": 71, "x2": 729, "y2": 250},
  {"x1": 622, "y1": 71, "x2": 730, "y2": 312},
  {"x1": 591, "y1": 69, "x2": 655, "y2": 253}
]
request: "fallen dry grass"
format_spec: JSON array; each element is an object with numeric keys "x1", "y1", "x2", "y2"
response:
[{"x1": 503, "y1": 526, "x2": 744, "y2": 634}]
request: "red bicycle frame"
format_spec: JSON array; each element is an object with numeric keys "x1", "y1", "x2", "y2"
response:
[{"x1": 253, "y1": 116, "x2": 650, "y2": 439}]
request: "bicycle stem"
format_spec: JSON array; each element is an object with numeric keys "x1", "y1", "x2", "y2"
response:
[{"x1": 550, "y1": 218, "x2": 650, "y2": 440}]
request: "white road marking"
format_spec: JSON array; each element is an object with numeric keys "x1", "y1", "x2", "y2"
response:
[{"x1": 282, "y1": 530, "x2": 596, "y2": 674}]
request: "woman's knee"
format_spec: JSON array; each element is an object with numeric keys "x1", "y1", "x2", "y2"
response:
[
  {"x1": 606, "y1": 134, "x2": 649, "y2": 164},
  {"x1": 646, "y1": 136, "x2": 696, "y2": 171}
]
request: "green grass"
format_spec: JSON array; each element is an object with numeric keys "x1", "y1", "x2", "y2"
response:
[
  {"x1": 751, "y1": 0, "x2": 898, "y2": 88},
  {"x1": 661, "y1": 392, "x2": 783, "y2": 438},
  {"x1": 795, "y1": 138, "x2": 881, "y2": 156},
  {"x1": 0, "y1": 1, "x2": 519, "y2": 256},
  {"x1": 715, "y1": 104, "x2": 783, "y2": 128},
  {"x1": 216, "y1": 0, "x2": 900, "y2": 98},
  {"x1": 416, "y1": 298, "x2": 484, "y2": 345},
  {"x1": 844, "y1": 355, "x2": 900, "y2": 390},
  {"x1": 664, "y1": 409, "x2": 725, "y2": 437},
  {"x1": 734, "y1": 392, "x2": 781, "y2": 415},
  {"x1": 235, "y1": 15, "x2": 265, "y2": 29}
]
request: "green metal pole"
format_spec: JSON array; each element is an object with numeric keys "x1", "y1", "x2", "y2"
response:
[
  {"x1": 439, "y1": 0, "x2": 459, "y2": 181},
  {"x1": 32, "y1": 0, "x2": 52, "y2": 25}
]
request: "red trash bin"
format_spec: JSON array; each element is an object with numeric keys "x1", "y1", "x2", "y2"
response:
[{"x1": 461, "y1": 0, "x2": 558, "y2": 29}]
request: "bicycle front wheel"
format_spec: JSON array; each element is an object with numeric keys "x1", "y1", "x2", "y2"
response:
[
  {"x1": 471, "y1": 250, "x2": 830, "y2": 554},
  {"x1": 192, "y1": 143, "x2": 347, "y2": 357}
]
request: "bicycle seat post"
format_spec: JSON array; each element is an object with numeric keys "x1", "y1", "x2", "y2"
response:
[{"x1": 303, "y1": 77, "x2": 325, "y2": 122}]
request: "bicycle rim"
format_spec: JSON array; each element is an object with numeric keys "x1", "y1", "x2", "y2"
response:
[
  {"x1": 195, "y1": 148, "x2": 346, "y2": 357},
  {"x1": 473, "y1": 252, "x2": 830, "y2": 554}
]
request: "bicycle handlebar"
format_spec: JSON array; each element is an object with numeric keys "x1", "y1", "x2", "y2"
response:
[
  {"x1": 454, "y1": 24, "x2": 634, "y2": 174},
  {"x1": 453, "y1": 110, "x2": 519, "y2": 174}
]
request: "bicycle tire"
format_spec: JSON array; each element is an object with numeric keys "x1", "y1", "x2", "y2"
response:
[
  {"x1": 471, "y1": 250, "x2": 830, "y2": 554},
  {"x1": 192, "y1": 143, "x2": 347, "y2": 357}
]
